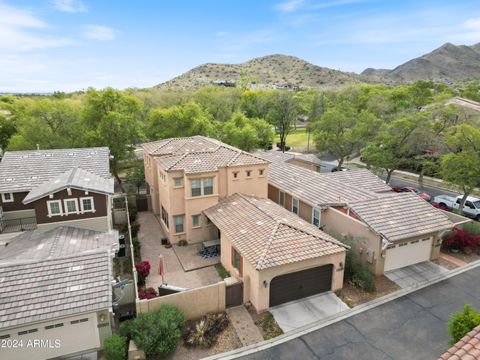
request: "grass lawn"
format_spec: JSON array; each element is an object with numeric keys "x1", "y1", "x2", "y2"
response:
[{"x1": 275, "y1": 128, "x2": 312, "y2": 150}]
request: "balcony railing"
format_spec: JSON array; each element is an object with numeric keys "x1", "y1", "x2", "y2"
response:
[{"x1": 0, "y1": 217, "x2": 37, "y2": 233}]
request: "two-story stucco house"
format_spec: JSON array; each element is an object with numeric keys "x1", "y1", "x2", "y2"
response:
[
  {"x1": 0, "y1": 148, "x2": 114, "y2": 237},
  {"x1": 142, "y1": 136, "x2": 270, "y2": 244}
]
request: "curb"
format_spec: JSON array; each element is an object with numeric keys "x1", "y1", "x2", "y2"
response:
[{"x1": 202, "y1": 260, "x2": 480, "y2": 360}]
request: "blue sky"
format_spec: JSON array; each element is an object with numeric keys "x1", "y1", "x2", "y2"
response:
[{"x1": 1, "y1": 0, "x2": 480, "y2": 92}]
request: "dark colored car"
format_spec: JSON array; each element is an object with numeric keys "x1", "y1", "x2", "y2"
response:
[{"x1": 392, "y1": 186, "x2": 431, "y2": 202}]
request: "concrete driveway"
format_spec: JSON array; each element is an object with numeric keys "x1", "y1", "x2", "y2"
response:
[
  {"x1": 385, "y1": 261, "x2": 449, "y2": 288},
  {"x1": 270, "y1": 292, "x2": 349, "y2": 332}
]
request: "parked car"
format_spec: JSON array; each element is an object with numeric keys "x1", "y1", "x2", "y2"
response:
[
  {"x1": 433, "y1": 195, "x2": 480, "y2": 221},
  {"x1": 392, "y1": 186, "x2": 431, "y2": 201},
  {"x1": 331, "y1": 166, "x2": 349, "y2": 172}
]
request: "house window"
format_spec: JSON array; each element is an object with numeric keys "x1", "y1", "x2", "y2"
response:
[
  {"x1": 312, "y1": 208, "x2": 320, "y2": 227},
  {"x1": 191, "y1": 178, "x2": 214, "y2": 197},
  {"x1": 47, "y1": 200, "x2": 63, "y2": 217},
  {"x1": 259, "y1": 169, "x2": 264, "y2": 176},
  {"x1": 174, "y1": 215, "x2": 184, "y2": 233},
  {"x1": 233, "y1": 172, "x2": 239, "y2": 179},
  {"x1": 174, "y1": 177, "x2": 183, "y2": 187},
  {"x1": 191, "y1": 179, "x2": 202, "y2": 197},
  {"x1": 1, "y1": 193, "x2": 13, "y2": 203},
  {"x1": 246, "y1": 170, "x2": 252, "y2": 177},
  {"x1": 161, "y1": 206, "x2": 169, "y2": 228},
  {"x1": 279, "y1": 191, "x2": 285, "y2": 207},
  {"x1": 203, "y1": 178, "x2": 213, "y2": 195},
  {"x1": 64, "y1": 199, "x2": 79, "y2": 215},
  {"x1": 292, "y1": 198, "x2": 299, "y2": 214},
  {"x1": 192, "y1": 214, "x2": 201, "y2": 227},
  {"x1": 206, "y1": 215, "x2": 213, "y2": 225},
  {"x1": 80, "y1": 197, "x2": 95, "y2": 213},
  {"x1": 231, "y1": 247, "x2": 243, "y2": 276}
]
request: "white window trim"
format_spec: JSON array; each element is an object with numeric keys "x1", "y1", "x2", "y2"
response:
[
  {"x1": 1, "y1": 193, "x2": 14, "y2": 203},
  {"x1": 190, "y1": 177, "x2": 215, "y2": 197},
  {"x1": 292, "y1": 198, "x2": 299, "y2": 214},
  {"x1": 173, "y1": 177, "x2": 184, "y2": 188},
  {"x1": 312, "y1": 208, "x2": 321, "y2": 227},
  {"x1": 279, "y1": 191, "x2": 285, "y2": 206},
  {"x1": 47, "y1": 200, "x2": 63, "y2": 217},
  {"x1": 80, "y1": 196, "x2": 95, "y2": 214},
  {"x1": 63, "y1": 198, "x2": 79, "y2": 215}
]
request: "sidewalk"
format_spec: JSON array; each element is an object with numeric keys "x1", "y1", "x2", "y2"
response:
[{"x1": 226, "y1": 306, "x2": 263, "y2": 347}]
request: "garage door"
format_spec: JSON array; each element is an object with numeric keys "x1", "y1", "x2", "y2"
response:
[
  {"x1": 384, "y1": 237, "x2": 432, "y2": 272},
  {"x1": 269, "y1": 265, "x2": 333, "y2": 307}
]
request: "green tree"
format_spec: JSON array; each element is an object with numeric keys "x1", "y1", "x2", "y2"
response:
[
  {"x1": 220, "y1": 112, "x2": 273, "y2": 151},
  {"x1": 440, "y1": 124, "x2": 480, "y2": 215},
  {"x1": 148, "y1": 102, "x2": 215, "y2": 139},
  {"x1": 447, "y1": 305, "x2": 480, "y2": 345},
  {"x1": 362, "y1": 114, "x2": 427, "y2": 183},
  {"x1": 267, "y1": 91, "x2": 298, "y2": 152},
  {"x1": 126, "y1": 164, "x2": 146, "y2": 194},
  {"x1": 192, "y1": 86, "x2": 241, "y2": 122},
  {"x1": 103, "y1": 334, "x2": 127, "y2": 360},
  {"x1": 0, "y1": 115, "x2": 16, "y2": 152}
]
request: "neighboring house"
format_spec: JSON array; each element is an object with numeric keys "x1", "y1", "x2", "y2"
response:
[
  {"x1": 0, "y1": 226, "x2": 118, "y2": 360},
  {"x1": 257, "y1": 150, "x2": 455, "y2": 275},
  {"x1": 142, "y1": 136, "x2": 269, "y2": 244},
  {"x1": 204, "y1": 193, "x2": 347, "y2": 312},
  {"x1": 439, "y1": 324, "x2": 480, "y2": 359},
  {"x1": 0, "y1": 148, "x2": 114, "y2": 236}
]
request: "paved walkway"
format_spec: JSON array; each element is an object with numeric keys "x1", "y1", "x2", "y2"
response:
[
  {"x1": 385, "y1": 261, "x2": 449, "y2": 288},
  {"x1": 233, "y1": 263, "x2": 480, "y2": 360},
  {"x1": 270, "y1": 292, "x2": 349, "y2": 332},
  {"x1": 440, "y1": 252, "x2": 468, "y2": 267},
  {"x1": 137, "y1": 212, "x2": 221, "y2": 289},
  {"x1": 226, "y1": 306, "x2": 264, "y2": 347}
]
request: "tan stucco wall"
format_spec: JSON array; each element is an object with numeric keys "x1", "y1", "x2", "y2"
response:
[
  {"x1": 36, "y1": 216, "x2": 111, "y2": 233},
  {"x1": 220, "y1": 232, "x2": 346, "y2": 313},
  {"x1": 323, "y1": 207, "x2": 384, "y2": 275},
  {"x1": 299, "y1": 200, "x2": 313, "y2": 223},
  {"x1": 287, "y1": 158, "x2": 320, "y2": 172},
  {"x1": 136, "y1": 281, "x2": 226, "y2": 320}
]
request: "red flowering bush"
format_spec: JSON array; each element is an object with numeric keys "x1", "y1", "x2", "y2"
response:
[
  {"x1": 138, "y1": 287, "x2": 158, "y2": 300},
  {"x1": 135, "y1": 260, "x2": 151, "y2": 286},
  {"x1": 445, "y1": 228, "x2": 480, "y2": 254}
]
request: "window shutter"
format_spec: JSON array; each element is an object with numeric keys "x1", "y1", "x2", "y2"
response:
[{"x1": 231, "y1": 247, "x2": 235, "y2": 267}]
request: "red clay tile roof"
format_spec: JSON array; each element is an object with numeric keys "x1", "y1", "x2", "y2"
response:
[
  {"x1": 204, "y1": 193, "x2": 347, "y2": 270},
  {"x1": 439, "y1": 325, "x2": 480, "y2": 360}
]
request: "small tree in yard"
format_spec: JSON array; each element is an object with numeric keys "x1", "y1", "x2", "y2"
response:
[
  {"x1": 135, "y1": 260, "x2": 151, "y2": 286},
  {"x1": 103, "y1": 334, "x2": 127, "y2": 360},
  {"x1": 447, "y1": 305, "x2": 480, "y2": 345},
  {"x1": 126, "y1": 165, "x2": 145, "y2": 194},
  {"x1": 125, "y1": 305, "x2": 185, "y2": 358}
]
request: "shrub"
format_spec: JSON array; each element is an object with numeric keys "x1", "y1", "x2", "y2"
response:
[
  {"x1": 119, "y1": 319, "x2": 133, "y2": 339},
  {"x1": 129, "y1": 205, "x2": 138, "y2": 223},
  {"x1": 350, "y1": 263, "x2": 376, "y2": 293},
  {"x1": 215, "y1": 263, "x2": 230, "y2": 279},
  {"x1": 445, "y1": 228, "x2": 480, "y2": 253},
  {"x1": 447, "y1": 305, "x2": 480, "y2": 345},
  {"x1": 138, "y1": 287, "x2": 158, "y2": 300},
  {"x1": 103, "y1": 334, "x2": 127, "y2": 360},
  {"x1": 130, "y1": 221, "x2": 140, "y2": 238},
  {"x1": 132, "y1": 237, "x2": 141, "y2": 255},
  {"x1": 129, "y1": 305, "x2": 185, "y2": 357},
  {"x1": 135, "y1": 260, "x2": 151, "y2": 286},
  {"x1": 183, "y1": 313, "x2": 229, "y2": 347}
]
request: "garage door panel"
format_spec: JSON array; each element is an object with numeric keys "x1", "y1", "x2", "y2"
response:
[
  {"x1": 269, "y1": 265, "x2": 333, "y2": 307},
  {"x1": 384, "y1": 238, "x2": 432, "y2": 272}
]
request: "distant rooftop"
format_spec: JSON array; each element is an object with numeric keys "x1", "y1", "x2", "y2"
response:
[
  {"x1": 0, "y1": 226, "x2": 119, "y2": 262},
  {"x1": 204, "y1": 193, "x2": 347, "y2": 270},
  {"x1": 0, "y1": 251, "x2": 112, "y2": 330},
  {"x1": 143, "y1": 136, "x2": 268, "y2": 174},
  {"x1": 0, "y1": 147, "x2": 111, "y2": 193}
]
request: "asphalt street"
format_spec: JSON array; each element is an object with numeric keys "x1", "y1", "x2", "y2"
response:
[
  {"x1": 239, "y1": 265, "x2": 480, "y2": 360},
  {"x1": 383, "y1": 176, "x2": 459, "y2": 199}
]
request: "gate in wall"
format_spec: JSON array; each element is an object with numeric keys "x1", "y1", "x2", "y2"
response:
[{"x1": 226, "y1": 282, "x2": 243, "y2": 308}]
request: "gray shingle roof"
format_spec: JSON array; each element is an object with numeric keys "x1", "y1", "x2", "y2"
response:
[
  {"x1": 204, "y1": 193, "x2": 347, "y2": 270},
  {"x1": 0, "y1": 227, "x2": 119, "y2": 262},
  {"x1": 0, "y1": 251, "x2": 112, "y2": 330},
  {"x1": 348, "y1": 193, "x2": 454, "y2": 242},
  {"x1": 0, "y1": 147, "x2": 111, "y2": 193},
  {"x1": 23, "y1": 167, "x2": 114, "y2": 204},
  {"x1": 144, "y1": 136, "x2": 268, "y2": 174}
]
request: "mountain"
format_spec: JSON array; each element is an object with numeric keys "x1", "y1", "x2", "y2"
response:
[
  {"x1": 156, "y1": 43, "x2": 480, "y2": 89},
  {"x1": 362, "y1": 43, "x2": 480, "y2": 83},
  {"x1": 156, "y1": 54, "x2": 362, "y2": 89}
]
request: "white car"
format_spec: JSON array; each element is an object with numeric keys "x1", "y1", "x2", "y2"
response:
[{"x1": 433, "y1": 195, "x2": 480, "y2": 220}]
